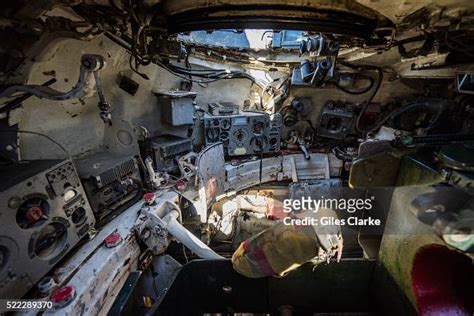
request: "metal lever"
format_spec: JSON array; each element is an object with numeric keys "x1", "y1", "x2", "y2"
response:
[{"x1": 298, "y1": 140, "x2": 311, "y2": 160}]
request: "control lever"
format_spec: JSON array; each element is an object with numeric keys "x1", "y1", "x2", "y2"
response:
[
  {"x1": 298, "y1": 139, "x2": 311, "y2": 160},
  {"x1": 144, "y1": 156, "x2": 168, "y2": 188}
]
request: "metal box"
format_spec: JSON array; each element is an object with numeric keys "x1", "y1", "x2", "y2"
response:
[
  {"x1": 75, "y1": 153, "x2": 142, "y2": 223},
  {"x1": 0, "y1": 160, "x2": 96, "y2": 298},
  {"x1": 145, "y1": 134, "x2": 193, "y2": 172},
  {"x1": 155, "y1": 90, "x2": 196, "y2": 126},
  {"x1": 317, "y1": 103, "x2": 354, "y2": 140},
  {"x1": 150, "y1": 134, "x2": 192, "y2": 158}
]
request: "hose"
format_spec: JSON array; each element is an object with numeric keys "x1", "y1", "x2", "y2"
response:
[
  {"x1": 333, "y1": 73, "x2": 375, "y2": 95},
  {"x1": 362, "y1": 99, "x2": 449, "y2": 135},
  {"x1": 353, "y1": 67, "x2": 384, "y2": 133}
]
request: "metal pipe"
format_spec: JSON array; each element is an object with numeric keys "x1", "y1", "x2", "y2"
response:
[
  {"x1": 162, "y1": 212, "x2": 225, "y2": 260},
  {"x1": 310, "y1": 58, "x2": 332, "y2": 86}
]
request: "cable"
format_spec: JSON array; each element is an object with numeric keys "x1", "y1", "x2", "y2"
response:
[
  {"x1": 182, "y1": 244, "x2": 189, "y2": 263},
  {"x1": 353, "y1": 67, "x2": 384, "y2": 133},
  {"x1": 0, "y1": 130, "x2": 71, "y2": 161},
  {"x1": 332, "y1": 74, "x2": 375, "y2": 95},
  {"x1": 361, "y1": 99, "x2": 448, "y2": 135},
  {"x1": 155, "y1": 59, "x2": 261, "y2": 86}
]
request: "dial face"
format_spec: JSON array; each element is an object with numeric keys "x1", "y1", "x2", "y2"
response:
[
  {"x1": 220, "y1": 119, "x2": 231, "y2": 130},
  {"x1": 220, "y1": 131, "x2": 229, "y2": 141},
  {"x1": 233, "y1": 128, "x2": 248, "y2": 143},
  {"x1": 252, "y1": 121, "x2": 265, "y2": 135},
  {"x1": 326, "y1": 117, "x2": 344, "y2": 133},
  {"x1": 206, "y1": 127, "x2": 220, "y2": 143},
  {"x1": 250, "y1": 135, "x2": 267, "y2": 152},
  {"x1": 64, "y1": 189, "x2": 77, "y2": 202},
  {"x1": 269, "y1": 137, "x2": 278, "y2": 146},
  {"x1": 32, "y1": 222, "x2": 68, "y2": 260}
]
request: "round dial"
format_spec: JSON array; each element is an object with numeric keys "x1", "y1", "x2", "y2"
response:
[
  {"x1": 252, "y1": 121, "x2": 265, "y2": 135},
  {"x1": 220, "y1": 119, "x2": 231, "y2": 130},
  {"x1": 233, "y1": 129, "x2": 247, "y2": 143},
  {"x1": 32, "y1": 222, "x2": 68, "y2": 260}
]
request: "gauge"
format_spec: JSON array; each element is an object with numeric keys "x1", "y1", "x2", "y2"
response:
[
  {"x1": 252, "y1": 121, "x2": 265, "y2": 135},
  {"x1": 250, "y1": 135, "x2": 268, "y2": 152},
  {"x1": 32, "y1": 222, "x2": 67, "y2": 259},
  {"x1": 233, "y1": 129, "x2": 247, "y2": 143},
  {"x1": 206, "y1": 127, "x2": 220, "y2": 143},
  {"x1": 71, "y1": 207, "x2": 86, "y2": 225},
  {"x1": 326, "y1": 117, "x2": 344, "y2": 134},
  {"x1": 220, "y1": 119, "x2": 231, "y2": 130},
  {"x1": 220, "y1": 131, "x2": 230, "y2": 141}
]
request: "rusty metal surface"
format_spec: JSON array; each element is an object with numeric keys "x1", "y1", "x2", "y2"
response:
[{"x1": 196, "y1": 143, "x2": 226, "y2": 220}]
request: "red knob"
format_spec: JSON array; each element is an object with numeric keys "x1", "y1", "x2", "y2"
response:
[
  {"x1": 51, "y1": 285, "x2": 75, "y2": 308},
  {"x1": 143, "y1": 192, "x2": 156, "y2": 204},
  {"x1": 26, "y1": 206, "x2": 43, "y2": 222},
  {"x1": 104, "y1": 232, "x2": 122, "y2": 248}
]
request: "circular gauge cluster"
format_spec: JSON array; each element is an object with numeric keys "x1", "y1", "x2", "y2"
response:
[{"x1": 204, "y1": 112, "x2": 282, "y2": 156}]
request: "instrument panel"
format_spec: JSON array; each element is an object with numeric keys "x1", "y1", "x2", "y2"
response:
[{"x1": 204, "y1": 111, "x2": 282, "y2": 156}]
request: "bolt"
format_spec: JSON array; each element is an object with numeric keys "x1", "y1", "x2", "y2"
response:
[{"x1": 37, "y1": 276, "x2": 57, "y2": 297}]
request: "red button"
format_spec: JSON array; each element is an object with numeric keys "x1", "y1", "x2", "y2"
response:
[
  {"x1": 51, "y1": 285, "x2": 75, "y2": 304},
  {"x1": 176, "y1": 180, "x2": 187, "y2": 191},
  {"x1": 143, "y1": 192, "x2": 156, "y2": 202},
  {"x1": 104, "y1": 232, "x2": 122, "y2": 248}
]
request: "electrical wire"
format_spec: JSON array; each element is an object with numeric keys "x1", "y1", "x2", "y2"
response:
[
  {"x1": 352, "y1": 66, "x2": 384, "y2": 133},
  {"x1": 332, "y1": 74, "x2": 375, "y2": 95},
  {"x1": 361, "y1": 99, "x2": 448, "y2": 135},
  {"x1": 154, "y1": 59, "x2": 261, "y2": 86}
]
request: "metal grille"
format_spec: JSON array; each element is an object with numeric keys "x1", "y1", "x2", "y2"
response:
[{"x1": 96, "y1": 158, "x2": 137, "y2": 188}]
